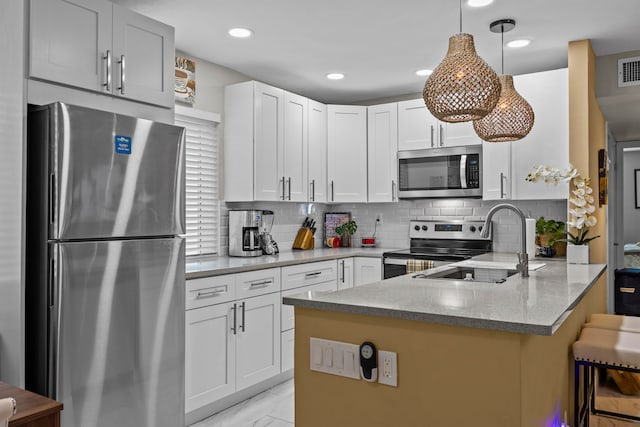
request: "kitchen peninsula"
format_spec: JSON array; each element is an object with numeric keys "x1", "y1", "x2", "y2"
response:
[{"x1": 284, "y1": 254, "x2": 607, "y2": 427}]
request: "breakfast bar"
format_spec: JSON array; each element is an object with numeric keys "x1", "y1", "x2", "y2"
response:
[{"x1": 284, "y1": 254, "x2": 607, "y2": 427}]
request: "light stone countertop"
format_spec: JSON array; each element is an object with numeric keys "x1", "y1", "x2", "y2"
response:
[
  {"x1": 186, "y1": 247, "x2": 394, "y2": 279},
  {"x1": 283, "y1": 253, "x2": 607, "y2": 336}
]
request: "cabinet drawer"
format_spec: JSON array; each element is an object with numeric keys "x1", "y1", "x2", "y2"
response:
[
  {"x1": 281, "y1": 260, "x2": 337, "y2": 291},
  {"x1": 281, "y1": 329, "x2": 294, "y2": 372},
  {"x1": 186, "y1": 275, "x2": 235, "y2": 310},
  {"x1": 281, "y1": 280, "x2": 337, "y2": 331},
  {"x1": 235, "y1": 268, "x2": 281, "y2": 299}
]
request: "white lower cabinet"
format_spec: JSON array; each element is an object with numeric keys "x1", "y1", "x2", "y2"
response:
[
  {"x1": 281, "y1": 329, "x2": 295, "y2": 372},
  {"x1": 354, "y1": 257, "x2": 382, "y2": 286},
  {"x1": 185, "y1": 268, "x2": 282, "y2": 414}
]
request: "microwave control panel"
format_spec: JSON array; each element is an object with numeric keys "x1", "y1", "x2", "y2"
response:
[{"x1": 467, "y1": 157, "x2": 480, "y2": 188}]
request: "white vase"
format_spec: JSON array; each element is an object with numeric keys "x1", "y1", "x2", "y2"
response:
[{"x1": 567, "y1": 244, "x2": 589, "y2": 264}]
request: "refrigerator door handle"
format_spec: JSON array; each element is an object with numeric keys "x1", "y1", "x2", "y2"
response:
[
  {"x1": 49, "y1": 173, "x2": 56, "y2": 225},
  {"x1": 48, "y1": 251, "x2": 60, "y2": 399}
]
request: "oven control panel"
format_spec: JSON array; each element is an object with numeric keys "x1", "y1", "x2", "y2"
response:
[{"x1": 409, "y1": 220, "x2": 491, "y2": 240}]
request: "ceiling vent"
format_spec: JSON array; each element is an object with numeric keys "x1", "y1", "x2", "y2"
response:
[{"x1": 618, "y1": 56, "x2": 640, "y2": 87}]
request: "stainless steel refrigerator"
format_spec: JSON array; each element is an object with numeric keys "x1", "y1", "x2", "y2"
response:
[{"x1": 25, "y1": 103, "x2": 186, "y2": 427}]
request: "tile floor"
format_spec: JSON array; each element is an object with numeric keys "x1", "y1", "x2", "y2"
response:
[
  {"x1": 193, "y1": 376, "x2": 640, "y2": 426},
  {"x1": 192, "y1": 379, "x2": 294, "y2": 427}
]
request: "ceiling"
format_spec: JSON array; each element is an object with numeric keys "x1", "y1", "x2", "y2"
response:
[{"x1": 112, "y1": 0, "x2": 640, "y2": 105}]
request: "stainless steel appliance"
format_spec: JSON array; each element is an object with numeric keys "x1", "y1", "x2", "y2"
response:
[
  {"x1": 25, "y1": 103, "x2": 186, "y2": 427},
  {"x1": 229, "y1": 210, "x2": 265, "y2": 257},
  {"x1": 383, "y1": 220, "x2": 492, "y2": 279},
  {"x1": 259, "y1": 210, "x2": 279, "y2": 255},
  {"x1": 397, "y1": 145, "x2": 482, "y2": 199}
]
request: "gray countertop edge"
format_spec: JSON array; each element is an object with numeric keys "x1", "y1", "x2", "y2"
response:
[
  {"x1": 186, "y1": 248, "x2": 391, "y2": 280},
  {"x1": 283, "y1": 263, "x2": 607, "y2": 336}
]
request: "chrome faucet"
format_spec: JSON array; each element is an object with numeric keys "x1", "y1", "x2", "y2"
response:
[{"x1": 480, "y1": 203, "x2": 529, "y2": 278}]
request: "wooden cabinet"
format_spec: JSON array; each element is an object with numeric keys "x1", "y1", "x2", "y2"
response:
[
  {"x1": 367, "y1": 103, "x2": 398, "y2": 202},
  {"x1": 327, "y1": 105, "x2": 368, "y2": 202},
  {"x1": 482, "y1": 68, "x2": 569, "y2": 201},
  {"x1": 337, "y1": 258, "x2": 354, "y2": 290},
  {"x1": 185, "y1": 267, "x2": 281, "y2": 413},
  {"x1": 0, "y1": 382, "x2": 63, "y2": 427},
  {"x1": 225, "y1": 81, "x2": 312, "y2": 202},
  {"x1": 185, "y1": 301, "x2": 236, "y2": 412},
  {"x1": 398, "y1": 99, "x2": 481, "y2": 150},
  {"x1": 29, "y1": 0, "x2": 174, "y2": 108},
  {"x1": 308, "y1": 100, "x2": 328, "y2": 202},
  {"x1": 354, "y1": 257, "x2": 382, "y2": 286}
]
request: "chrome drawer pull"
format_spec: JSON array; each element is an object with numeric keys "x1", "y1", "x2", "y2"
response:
[
  {"x1": 249, "y1": 280, "x2": 272, "y2": 288},
  {"x1": 305, "y1": 271, "x2": 322, "y2": 278},
  {"x1": 196, "y1": 287, "x2": 226, "y2": 298}
]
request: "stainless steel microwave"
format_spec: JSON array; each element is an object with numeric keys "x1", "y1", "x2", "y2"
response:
[{"x1": 397, "y1": 145, "x2": 482, "y2": 198}]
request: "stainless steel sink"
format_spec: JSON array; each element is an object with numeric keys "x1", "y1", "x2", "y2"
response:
[{"x1": 413, "y1": 266, "x2": 519, "y2": 283}]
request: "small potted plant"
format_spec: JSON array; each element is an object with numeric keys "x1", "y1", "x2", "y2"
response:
[
  {"x1": 535, "y1": 217, "x2": 566, "y2": 257},
  {"x1": 527, "y1": 165, "x2": 600, "y2": 263},
  {"x1": 335, "y1": 220, "x2": 357, "y2": 248}
]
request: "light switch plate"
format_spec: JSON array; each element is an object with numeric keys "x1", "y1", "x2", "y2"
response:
[
  {"x1": 378, "y1": 350, "x2": 397, "y2": 387},
  {"x1": 310, "y1": 337, "x2": 360, "y2": 379}
]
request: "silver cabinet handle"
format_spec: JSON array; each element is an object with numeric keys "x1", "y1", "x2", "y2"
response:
[
  {"x1": 340, "y1": 260, "x2": 345, "y2": 283},
  {"x1": 196, "y1": 286, "x2": 226, "y2": 299},
  {"x1": 439, "y1": 124, "x2": 444, "y2": 146},
  {"x1": 430, "y1": 125, "x2": 434, "y2": 148},
  {"x1": 231, "y1": 303, "x2": 237, "y2": 335},
  {"x1": 500, "y1": 172, "x2": 506, "y2": 199},
  {"x1": 305, "y1": 271, "x2": 321, "y2": 279},
  {"x1": 311, "y1": 179, "x2": 315, "y2": 202},
  {"x1": 392, "y1": 180, "x2": 396, "y2": 201},
  {"x1": 331, "y1": 180, "x2": 334, "y2": 201},
  {"x1": 287, "y1": 177, "x2": 292, "y2": 200},
  {"x1": 103, "y1": 50, "x2": 111, "y2": 92},
  {"x1": 118, "y1": 54, "x2": 126, "y2": 94},
  {"x1": 240, "y1": 301, "x2": 246, "y2": 332},
  {"x1": 249, "y1": 280, "x2": 272, "y2": 288},
  {"x1": 281, "y1": 176, "x2": 286, "y2": 200}
]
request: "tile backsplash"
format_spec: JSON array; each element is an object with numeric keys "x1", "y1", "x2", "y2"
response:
[{"x1": 218, "y1": 199, "x2": 567, "y2": 255}]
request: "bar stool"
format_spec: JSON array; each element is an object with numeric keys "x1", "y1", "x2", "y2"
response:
[
  {"x1": 0, "y1": 397, "x2": 16, "y2": 427},
  {"x1": 573, "y1": 322, "x2": 640, "y2": 426}
]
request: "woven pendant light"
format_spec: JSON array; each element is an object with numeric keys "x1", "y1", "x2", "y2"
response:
[
  {"x1": 423, "y1": 0, "x2": 501, "y2": 123},
  {"x1": 473, "y1": 19, "x2": 534, "y2": 142}
]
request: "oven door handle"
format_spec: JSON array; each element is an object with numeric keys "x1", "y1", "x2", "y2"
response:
[
  {"x1": 459, "y1": 154, "x2": 468, "y2": 189},
  {"x1": 383, "y1": 258, "x2": 412, "y2": 266}
]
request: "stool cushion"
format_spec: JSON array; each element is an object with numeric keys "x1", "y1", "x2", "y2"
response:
[
  {"x1": 585, "y1": 313, "x2": 640, "y2": 334},
  {"x1": 573, "y1": 327, "x2": 640, "y2": 369}
]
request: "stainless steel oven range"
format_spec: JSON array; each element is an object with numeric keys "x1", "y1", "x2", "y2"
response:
[{"x1": 382, "y1": 220, "x2": 493, "y2": 279}]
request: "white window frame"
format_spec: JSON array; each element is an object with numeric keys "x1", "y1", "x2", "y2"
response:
[{"x1": 175, "y1": 105, "x2": 221, "y2": 258}]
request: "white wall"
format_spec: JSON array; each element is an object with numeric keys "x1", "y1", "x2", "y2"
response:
[
  {"x1": 0, "y1": 0, "x2": 25, "y2": 386},
  {"x1": 623, "y1": 150, "x2": 640, "y2": 243}
]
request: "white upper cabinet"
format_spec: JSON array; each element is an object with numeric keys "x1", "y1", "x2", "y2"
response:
[
  {"x1": 327, "y1": 105, "x2": 368, "y2": 203},
  {"x1": 282, "y1": 91, "x2": 308, "y2": 202},
  {"x1": 29, "y1": 0, "x2": 174, "y2": 108},
  {"x1": 254, "y1": 82, "x2": 285, "y2": 201},
  {"x1": 482, "y1": 68, "x2": 569, "y2": 201},
  {"x1": 398, "y1": 99, "x2": 481, "y2": 150},
  {"x1": 308, "y1": 100, "x2": 328, "y2": 203},
  {"x1": 367, "y1": 103, "x2": 398, "y2": 202}
]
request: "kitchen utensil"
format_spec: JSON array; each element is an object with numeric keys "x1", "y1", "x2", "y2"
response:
[{"x1": 293, "y1": 217, "x2": 315, "y2": 250}]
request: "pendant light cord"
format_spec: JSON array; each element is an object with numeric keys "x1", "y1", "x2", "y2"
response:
[
  {"x1": 501, "y1": 24, "x2": 505, "y2": 74},
  {"x1": 459, "y1": 0, "x2": 463, "y2": 33}
]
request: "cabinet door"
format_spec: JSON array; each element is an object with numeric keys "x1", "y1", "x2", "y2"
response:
[
  {"x1": 29, "y1": 0, "x2": 112, "y2": 93},
  {"x1": 397, "y1": 99, "x2": 439, "y2": 150},
  {"x1": 236, "y1": 293, "x2": 281, "y2": 390},
  {"x1": 354, "y1": 257, "x2": 382, "y2": 286},
  {"x1": 482, "y1": 141, "x2": 511, "y2": 200},
  {"x1": 281, "y1": 329, "x2": 295, "y2": 372},
  {"x1": 511, "y1": 69, "x2": 569, "y2": 200},
  {"x1": 283, "y1": 92, "x2": 308, "y2": 201},
  {"x1": 112, "y1": 4, "x2": 174, "y2": 108},
  {"x1": 337, "y1": 258, "x2": 354, "y2": 290},
  {"x1": 185, "y1": 302, "x2": 236, "y2": 412},
  {"x1": 308, "y1": 100, "x2": 328, "y2": 202},
  {"x1": 367, "y1": 103, "x2": 398, "y2": 202},
  {"x1": 254, "y1": 82, "x2": 285, "y2": 201},
  {"x1": 327, "y1": 105, "x2": 368, "y2": 202},
  {"x1": 441, "y1": 121, "x2": 482, "y2": 147}
]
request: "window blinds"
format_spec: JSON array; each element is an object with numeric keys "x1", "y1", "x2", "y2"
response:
[{"x1": 174, "y1": 108, "x2": 220, "y2": 257}]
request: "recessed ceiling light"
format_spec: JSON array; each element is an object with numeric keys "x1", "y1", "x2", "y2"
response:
[
  {"x1": 467, "y1": 0, "x2": 494, "y2": 7},
  {"x1": 326, "y1": 73, "x2": 345, "y2": 80},
  {"x1": 228, "y1": 28, "x2": 253, "y2": 38},
  {"x1": 507, "y1": 39, "x2": 531, "y2": 48},
  {"x1": 416, "y1": 69, "x2": 433, "y2": 77}
]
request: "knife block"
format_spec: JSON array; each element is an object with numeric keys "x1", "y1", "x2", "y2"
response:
[{"x1": 292, "y1": 228, "x2": 314, "y2": 250}]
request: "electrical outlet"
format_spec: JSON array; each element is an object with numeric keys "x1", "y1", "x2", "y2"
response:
[{"x1": 378, "y1": 350, "x2": 397, "y2": 387}]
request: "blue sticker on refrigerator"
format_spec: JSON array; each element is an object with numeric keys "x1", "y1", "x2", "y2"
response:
[{"x1": 115, "y1": 135, "x2": 132, "y2": 154}]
